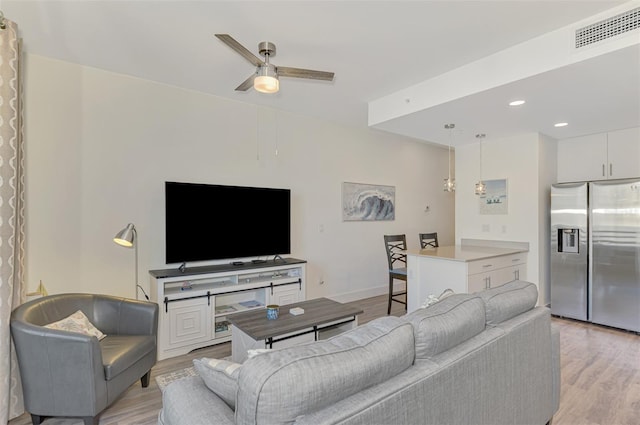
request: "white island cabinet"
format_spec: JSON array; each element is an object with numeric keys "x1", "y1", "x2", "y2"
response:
[
  {"x1": 406, "y1": 240, "x2": 528, "y2": 313},
  {"x1": 150, "y1": 258, "x2": 306, "y2": 360}
]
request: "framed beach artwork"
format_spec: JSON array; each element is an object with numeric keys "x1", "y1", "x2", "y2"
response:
[
  {"x1": 342, "y1": 182, "x2": 395, "y2": 221},
  {"x1": 479, "y1": 179, "x2": 508, "y2": 215}
]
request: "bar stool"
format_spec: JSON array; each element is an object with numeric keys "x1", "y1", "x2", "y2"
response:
[
  {"x1": 419, "y1": 232, "x2": 439, "y2": 249},
  {"x1": 383, "y1": 234, "x2": 408, "y2": 315}
]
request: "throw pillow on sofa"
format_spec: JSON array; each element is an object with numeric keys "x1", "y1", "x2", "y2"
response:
[
  {"x1": 44, "y1": 310, "x2": 106, "y2": 340},
  {"x1": 193, "y1": 358, "x2": 241, "y2": 409}
]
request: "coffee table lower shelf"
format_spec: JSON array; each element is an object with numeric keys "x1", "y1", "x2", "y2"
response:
[{"x1": 227, "y1": 297, "x2": 363, "y2": 363}]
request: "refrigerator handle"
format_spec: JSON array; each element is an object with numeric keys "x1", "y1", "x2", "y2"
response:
[
  {"x1": 609, "y1": 163, "x2": 613, "y2": 177},
  {"x1": 602, "y1": 164, "x2": 605, "y2": 177}
]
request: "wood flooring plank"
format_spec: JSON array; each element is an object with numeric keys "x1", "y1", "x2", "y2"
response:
[{"x1": 552, "y1": 317, "x2": 640, "y2": 425}]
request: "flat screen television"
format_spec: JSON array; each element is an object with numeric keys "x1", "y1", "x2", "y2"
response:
[{"x1": 165, "y1": 181, "x2": 291, "y2": 264}]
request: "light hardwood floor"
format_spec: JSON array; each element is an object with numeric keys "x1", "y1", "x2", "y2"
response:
[{"x1": 9, "y1": 294, "x2": 640, "y2": 425}]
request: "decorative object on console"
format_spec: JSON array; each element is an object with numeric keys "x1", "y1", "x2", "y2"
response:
[
  {"x1": 216, "y1": 305, "x2": 238, "y2": 314},
  {"x1": 114, "y1": 222, "x2": 149, "y2": 300},
  {"x1": 239, "y1": 300, "x2": 262, "y2": 308},
  {"x1": 342, "y1": 182, "x2": 395, "y2": 221},
  {"x1": 443, "y1": 123, "x2": 456, "y2": 192},
  {"x1": 474, "y1": 133, "x2": 487, "y2": 196},
  {"x1": 215, "y1": 320, "x2": 231, "y2": 333}
]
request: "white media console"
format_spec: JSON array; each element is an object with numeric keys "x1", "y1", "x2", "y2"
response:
[{"x1": 149, "y1": 258, "x2": 306, "y2": 360}]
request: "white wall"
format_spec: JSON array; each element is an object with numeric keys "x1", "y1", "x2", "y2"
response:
[
  {"x1": 23, "y1": 54, "x2": 455, "y2": 302},
  {"x1": 538, "y1": 134, "x2": 557, "y2": 305},
  {"x1": 455, "y1": 132, "x2": 556, "y2": 304}
]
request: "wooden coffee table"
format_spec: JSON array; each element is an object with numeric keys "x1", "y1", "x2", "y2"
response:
[{"x1": 227, "y1": 297, "x2": 363, "y2": 363}]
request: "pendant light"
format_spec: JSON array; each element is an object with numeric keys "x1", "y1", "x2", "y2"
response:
[
  {"x1": 474, "y1": 133, "x2": 486, "y2": 196},
  {"x1": 443, "y1": 123, "x2": 456, "y2": 192}
]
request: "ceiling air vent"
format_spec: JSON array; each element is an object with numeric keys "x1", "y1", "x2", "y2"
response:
[{"x1": 575, "y1": 7, "x2": 640, "y2": 48}]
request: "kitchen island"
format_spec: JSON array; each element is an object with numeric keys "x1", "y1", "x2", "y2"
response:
[{"x1": 406, "y1": 239, "x2": 529, "y2": 313}]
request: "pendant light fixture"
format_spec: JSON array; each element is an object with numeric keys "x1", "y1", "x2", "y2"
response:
[
  {"x1": 443, "y1": 123, "x2": 456, "y2": 192},
  {"x1": 474, "y1": 133, "x2": 486, "y2": 196}
]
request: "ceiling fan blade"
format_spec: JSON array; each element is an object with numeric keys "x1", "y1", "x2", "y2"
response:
[
  {"x1": 235, "y1": 74, "x2": 256, "y2": 91},
  {"x1": 277, "y1": 66, "x2": 334, "y2": 81},
  {"x1": 215, "y1": 34, "x2": 264, "y2": 67}
]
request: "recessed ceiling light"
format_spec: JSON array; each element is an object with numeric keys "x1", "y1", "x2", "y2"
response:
[
  {"x1": 509, "y1": 100, "x2": 526, "y2": 106},
  {"x1": 554, "y1": 122, "x2": 569, "y2": 127}
]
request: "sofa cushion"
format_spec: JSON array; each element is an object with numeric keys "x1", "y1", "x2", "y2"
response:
[
  {"x1": 193, "y1": 358, "x2": 241, "y2": 409},
  {"x1": 99, "y1": 334, "x2": 156, "y2": 380},
  {"x1": 478, "y1": 280, "x2": 538, "y2": 325},
  {"x1": 235, "y1": 316, "x2": 415, "y2": 425},
  {"x1": 403, "y1": 294, "x2": 486, "y2": 358}
]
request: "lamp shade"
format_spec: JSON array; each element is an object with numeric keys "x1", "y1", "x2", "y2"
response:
[{"x1": 114, "y1": 223, "x2": 136, "y2": 247}]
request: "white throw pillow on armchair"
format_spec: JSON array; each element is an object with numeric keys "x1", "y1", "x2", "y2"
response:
[{"x1": 44, "y1": 310, "x2": 106, "y2": 340}]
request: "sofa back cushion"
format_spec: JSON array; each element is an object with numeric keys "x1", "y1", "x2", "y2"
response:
[
  {"x1": 403, "y1": 294, "x2": 486, "y2": 359},
  {"x1": 235, "y1": 316, "x2": 414, "y2": 425},
  {"x1": 478, "y1": 280, "x2": 538, "y2": 325}
]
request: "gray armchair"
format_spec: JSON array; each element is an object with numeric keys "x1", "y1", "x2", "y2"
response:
[{"x1": 10, "y1": 293, "x2": 158, "y2": 425}]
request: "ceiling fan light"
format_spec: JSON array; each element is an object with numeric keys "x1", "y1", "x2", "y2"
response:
[
  {"x1": 254, "y1": 75, "x2": 279, "y2": 93},
  {"x1": 254, "y1": 64, "x2": 279, "y2": 93}
]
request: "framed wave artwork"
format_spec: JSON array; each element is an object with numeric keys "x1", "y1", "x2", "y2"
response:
[{"x1": 342, "y1": 182, "x2": 395, "y2": 221}]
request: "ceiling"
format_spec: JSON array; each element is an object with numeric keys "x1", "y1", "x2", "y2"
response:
[{"x1": 3, "y1": 0, "x2": 638, "y2": 148}]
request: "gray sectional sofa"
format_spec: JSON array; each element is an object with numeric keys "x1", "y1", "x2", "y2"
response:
[{"x1": 159, "y1": 280, "x2": 560, "y2": 425}]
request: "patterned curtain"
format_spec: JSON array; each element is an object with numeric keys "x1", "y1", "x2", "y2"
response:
[{"x1": 0, "y1": 16, "x2": 25, "y2": 424}]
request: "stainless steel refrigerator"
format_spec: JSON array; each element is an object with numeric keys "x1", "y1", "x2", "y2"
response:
[{"x1": 550, "y1": 179, "x2": 640, "y2": 332}]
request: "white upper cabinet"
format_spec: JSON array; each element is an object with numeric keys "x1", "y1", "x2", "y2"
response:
[
  {"x1": 557, "y1": 133, "x2": 608, "y2": 182},
  {"x1": 606, "y1": 127, "x2": 640, "y2": 180},
  {"x1": 557, "y1": 127, "x2": 640, "y2": 183}
]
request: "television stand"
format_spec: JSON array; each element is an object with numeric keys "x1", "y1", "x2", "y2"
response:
[{"x1": 149, "y1": 258, "x2": 307, "y2": 360}]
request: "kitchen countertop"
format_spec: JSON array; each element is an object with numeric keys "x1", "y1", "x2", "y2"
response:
[{"x1": 406, "y1": 245, "x2": 528, "y2": 262}]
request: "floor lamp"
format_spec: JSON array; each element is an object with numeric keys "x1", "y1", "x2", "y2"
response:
[{"x1": 114, "y1": 223, "x2": 141, "y2": 300}]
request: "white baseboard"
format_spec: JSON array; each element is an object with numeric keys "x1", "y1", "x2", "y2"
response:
[{"x1": 328, "y1": 285, "x2": 390, "y2": 304}]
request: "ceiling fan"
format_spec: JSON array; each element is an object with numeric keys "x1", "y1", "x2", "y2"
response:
[{"x1": 215, "y1": 34, "x2": 335, "y2": 94}]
